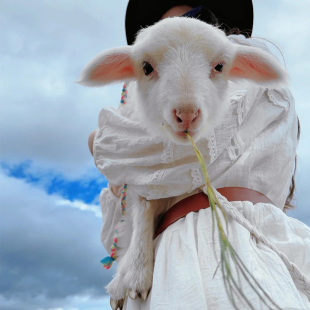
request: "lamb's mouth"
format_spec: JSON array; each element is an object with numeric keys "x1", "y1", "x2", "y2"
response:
[
  {"x1": 161, "y1": 123, "x2": 200, "y2": 143},
  {"x1": 175, "y1": 130, "x2": 196, "y2": 138}
]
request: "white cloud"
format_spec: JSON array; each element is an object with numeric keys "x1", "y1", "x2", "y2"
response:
[
  {"x1": 55, "y1": 198, "x2": 102, "y2": 218},
  {"x1": 0, "y1": 170, "x2": 115, "y2": 310},
  {"x1": 0, "y1": 0, "x2": 127, "y2": 178},
  {"x1": 0, "y1": 293, "x2": 112, "y2": 310},
  {"x1": 38, "y1": 308, "x2": 64, "y2": 310}
]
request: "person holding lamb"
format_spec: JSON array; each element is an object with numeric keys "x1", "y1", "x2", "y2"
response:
[{"x1": 82, "y1": 1, "x2": 310, "y2": 309}]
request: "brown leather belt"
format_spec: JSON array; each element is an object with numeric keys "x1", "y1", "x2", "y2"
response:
[{"x1": 154, "y1": 187, "x2": 273, "y2": 240}]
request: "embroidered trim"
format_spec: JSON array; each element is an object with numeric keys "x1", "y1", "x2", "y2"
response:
[
  {"x1": 231, "y1": 91, "x2": 248, "y2": 126},
  {"x1": 267, "y1": 89, "x2": 289, "y2": 111},
  {"x1": 191, "y1": 166, "x2": 204, "y2": 191},
  {"x1": 208, "y1": 130, "x2": 218, "y2": 163},
  {"x1": 161, "y1": 142, "x2": 174, "y2": 166},
  {"x1": 149, "y1": 169, "x2": 165, "y2": 183},
  {"x1": 227, "y1": 134, "x2": 245, "y2": 161},
  {"x1": 267, "y1": 89, "x2": 279, "y2": 106},
  {"x1": 237, "y1": 96, "x2": 246, "y2": 126}
]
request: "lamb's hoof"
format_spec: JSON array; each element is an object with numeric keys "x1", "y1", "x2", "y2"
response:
[
  {"x1": 110, "y1": 298, "x2": 124, "y2": 310},
  {"x1": 137, "y1": 289, "x2": 150, "y2": 301},
  {"x1": 128, "y1": 288, "x2": 150, "y2": 301},
  {"x1": 141, "y1": 289, "x2": 150, "y2": 301},
  {"x1": 128, "y1": 289, "x2": 137, "y2": 300}
]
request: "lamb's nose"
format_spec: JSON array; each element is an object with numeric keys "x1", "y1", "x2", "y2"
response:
[{"x1": 175, "y1": 110, "x2": 199, "y2": 127}]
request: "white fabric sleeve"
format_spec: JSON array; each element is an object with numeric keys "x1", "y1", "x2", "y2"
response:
[{"x1": 99, "y1": 183, "x2": 122, "y2": 255}]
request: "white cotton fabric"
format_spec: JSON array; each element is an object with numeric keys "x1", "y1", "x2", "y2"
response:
[
  {"x1": 100, "y1": 188, "x2": 310, "y2": 309},
  {"x1": 123, "y1": 201, "x2": 310, "y2": 310},
  {"x1": 96, "y1": 35, "x2": 310, "y2": 309}
]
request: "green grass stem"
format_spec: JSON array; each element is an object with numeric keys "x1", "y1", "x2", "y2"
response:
[{"x1": 185, "y1": 132, "x2": 280, "y2": 310}]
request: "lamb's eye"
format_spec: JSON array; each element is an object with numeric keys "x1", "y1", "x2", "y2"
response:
[
  {"x1": 214, "y1": 63, "x2": 224, "y2": 72},
  {"x1": 143, "y1": 62, "x2": 154, "y2": 75}
]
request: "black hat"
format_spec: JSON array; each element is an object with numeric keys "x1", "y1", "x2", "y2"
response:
[{"x1": 125, "y1": 0, "x2": 254, "y2": 45}]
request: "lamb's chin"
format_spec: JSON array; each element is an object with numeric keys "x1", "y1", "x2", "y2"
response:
[
  {"x1": 160, "y1": 125, "x2": 203, "y2": 145},
  {"x1": 141, "y1": 122, "x2": 204, "y2": 145}
]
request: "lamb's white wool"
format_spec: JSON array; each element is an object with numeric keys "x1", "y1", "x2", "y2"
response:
[{"x1": 78, "y1": 17, "x2": 287, "y2": 144}]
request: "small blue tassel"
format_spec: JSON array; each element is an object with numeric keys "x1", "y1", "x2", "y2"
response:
[{"x1": 100, "y1": 256, "x2": 115, "y2": 269}]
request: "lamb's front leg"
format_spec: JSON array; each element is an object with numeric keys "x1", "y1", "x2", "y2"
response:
[{"x1": 107, "y1": 195, "x2": 159, "y2": 308}]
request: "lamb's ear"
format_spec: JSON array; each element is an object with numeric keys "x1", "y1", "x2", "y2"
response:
[
  {"x1": 77, "y1": 46, "x2": 135, "y2": 86},
  {"x1": 228, "y1": 45, "x2": 288, "y2": 87}
]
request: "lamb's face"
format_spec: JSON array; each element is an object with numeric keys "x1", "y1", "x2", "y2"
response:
[
  {"x1": 131, "y1": 18, "x2": 234, "y2": 144},
  {"x1": 79, "y1": 17, "x2": 287, "y2": 145}
]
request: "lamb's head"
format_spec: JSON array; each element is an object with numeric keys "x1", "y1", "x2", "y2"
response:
[{"x1": 78, "y1": 17, "x2": 287, "y2": 144}]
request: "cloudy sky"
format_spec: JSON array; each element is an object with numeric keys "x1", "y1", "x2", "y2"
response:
[{"x1": 0, "y1": 0, "x2": 309, "y2": 309}]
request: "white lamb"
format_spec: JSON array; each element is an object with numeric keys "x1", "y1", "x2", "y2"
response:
[{"x1": 78, "y1": 17, "x2": 288, "y2": 307}]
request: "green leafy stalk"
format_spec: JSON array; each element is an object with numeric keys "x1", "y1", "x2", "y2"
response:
[{"x1": 185, "y1": 132, "x2": 281, "y2": 310}]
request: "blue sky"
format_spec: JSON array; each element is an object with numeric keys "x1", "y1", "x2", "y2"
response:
[
  {"x1": 0, "y1": 0, "x2": 309, "y2": 309},
  {"x1": 1, "y1": 161, "x2": 107, "y2": 203}
]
